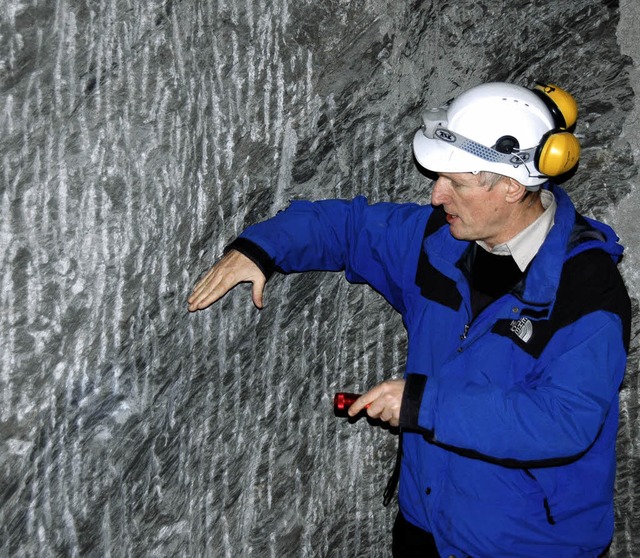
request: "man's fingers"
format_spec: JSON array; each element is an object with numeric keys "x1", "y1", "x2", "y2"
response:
[
  {"x1": 347, "y1": 393, "x2": 373, "y2": 416},
  {"x1": 347, "y1": 379, "x2": 405, "y2": 426},
  {"x1": 347, "y1": 386, "x2": 383, "y2": 416},
  {"x1": 187, "y1": 275, "x2": 225, "y2": 311},
  {"x1": 188, "y1": 264, "x2": 220, "y2": 300},
  {"x1": 188, "y1": 269, "x2": 220, "y2": 305},
  {"x1": 187, "y1": 250, "x2": 268, "y2": 312},
  {"x1": 188, "y1": 263, "x2": 237, "y2": 311}
]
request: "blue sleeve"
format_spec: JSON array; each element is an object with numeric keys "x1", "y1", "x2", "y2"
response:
[
  {"x1": 415, "y1": 312, "x2": 627, "y2": 463},
  {"x1": 238, "y1": 196, "x2": 429, "y2": 313}
]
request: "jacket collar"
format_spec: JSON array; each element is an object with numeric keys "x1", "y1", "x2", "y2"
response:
[
  {"x1": 515, "y1": 184, "x2": 576, "y2": 306},
  {"x1": 424, "y1": 184, "x2": 616, "y2": 310}
]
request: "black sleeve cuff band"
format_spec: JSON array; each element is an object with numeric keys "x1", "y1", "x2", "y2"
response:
[
  {"x1": 225, "y1": 237, "x2": 276, "y2": 281},
  {"x1": 400, "y1": 374, "x2": 428, "y2": 430}
]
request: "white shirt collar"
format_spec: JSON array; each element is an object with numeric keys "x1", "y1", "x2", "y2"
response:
[{"x1": 476, "y1": 189, "x2": 556, "y2": 272}]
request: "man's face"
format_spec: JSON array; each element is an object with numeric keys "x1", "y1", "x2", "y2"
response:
[{"x1": 430, "y1": 172, "x2": 512, "y2": 248}]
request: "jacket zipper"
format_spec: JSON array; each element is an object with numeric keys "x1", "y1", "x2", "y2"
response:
[{"x1": 460, "y1": 324, "x2": 470, "y2": 340}]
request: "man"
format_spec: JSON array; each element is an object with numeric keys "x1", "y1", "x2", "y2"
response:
[{"x1": 188, "y1": 82, "x2": 631, "y2": 557}]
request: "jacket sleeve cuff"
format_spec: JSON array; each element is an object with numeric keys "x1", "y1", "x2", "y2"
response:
[
  {"x1": 225, "y1": 237, "x2": 276, "y2": 281},
  {"x1": 400, "y1": 374, "x2": 428, "y2": 430}
]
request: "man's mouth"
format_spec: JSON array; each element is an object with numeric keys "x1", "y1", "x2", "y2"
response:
[{"x1": 445, "y1": 212, "x2": 458, "y2": 224}]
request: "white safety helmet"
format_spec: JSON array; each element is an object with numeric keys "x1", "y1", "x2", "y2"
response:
[{"x1": 413, "y1": 82, "x2": 580, "y2": 189}]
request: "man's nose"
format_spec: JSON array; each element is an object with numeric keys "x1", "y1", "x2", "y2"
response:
[{"x1": 431, "y1": 178, "x2": 448, "y2": 206}]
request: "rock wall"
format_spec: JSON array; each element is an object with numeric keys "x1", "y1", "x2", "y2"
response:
[{"x1": 1, "y1": 0, "x2": 638, "y2": 556}]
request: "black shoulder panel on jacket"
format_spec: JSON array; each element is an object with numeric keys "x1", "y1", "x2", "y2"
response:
[
  {"x1": 415, "y1": 207, "x2": 463, "y2": 311},
  {"x1": 492, "y1": 248, "x2": 631, "y2": 358},
  {"x1": 424, "y1": 204, "x2": 448, "y2": 236}
]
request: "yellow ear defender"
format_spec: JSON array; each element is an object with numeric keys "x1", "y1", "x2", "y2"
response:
[{"x1": 532, "y1": 83, "x2": 581, "y2": 177}]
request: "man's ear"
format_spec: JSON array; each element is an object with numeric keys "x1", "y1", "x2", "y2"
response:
[{"x1": 504, "y1": 177, "x2": 527, "y2": 203}]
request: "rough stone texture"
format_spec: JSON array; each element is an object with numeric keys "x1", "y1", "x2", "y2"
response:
[{"x1": 0, "y1": 0, "x2": 638, "y2": 556}]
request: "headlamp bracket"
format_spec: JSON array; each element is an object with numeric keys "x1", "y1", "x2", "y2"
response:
[{"x1": 421, "y1": 108, "x2": 449, "y2": 139}]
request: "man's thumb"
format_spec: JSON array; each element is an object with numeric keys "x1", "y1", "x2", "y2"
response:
[{"x1": 251, "y1": 279, "x2": 265, "y2": 309}]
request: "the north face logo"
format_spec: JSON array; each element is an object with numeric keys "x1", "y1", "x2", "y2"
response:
[{"x1": 510, "y1": 317, "x2": 533, "y2": 343}]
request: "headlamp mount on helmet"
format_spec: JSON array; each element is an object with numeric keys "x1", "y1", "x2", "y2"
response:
[{"x1": 420, "y1": 110, "x2": 539, "y2": 169}]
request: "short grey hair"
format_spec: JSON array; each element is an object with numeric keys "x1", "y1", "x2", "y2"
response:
[
  {"x1": 480, "y1": 171, "x2": 541, "y2": 191},
  {"x1": 479, "y1": 171, "x2": 506, "y2": 188},
  {"x1": 479, "y1": 171, "x2": 542, "y2": 203}
]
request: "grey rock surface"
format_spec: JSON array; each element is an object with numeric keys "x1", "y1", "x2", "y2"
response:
[{"x1": 0, "y1": 0, "x2": 638, "y2": 556}]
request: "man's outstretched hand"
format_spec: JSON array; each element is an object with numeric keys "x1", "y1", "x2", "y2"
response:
[{"x1": 187, "y1": 250, "x2": 266, "y2": 311}]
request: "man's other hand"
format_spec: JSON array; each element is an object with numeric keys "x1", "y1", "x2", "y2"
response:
[
  {"x1": 187, "y1": 250, "x2": 266, "y2": 311},
  {"x1": 348, "y1": 379, "x2": 405, "y2": 427}
]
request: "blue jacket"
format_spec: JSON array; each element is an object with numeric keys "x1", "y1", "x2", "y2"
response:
[{"x1": 232, "y1": 184, "x2": 631, "y2": 557}]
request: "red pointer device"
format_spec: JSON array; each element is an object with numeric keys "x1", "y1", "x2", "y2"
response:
[{"x1": 333, "y1": 392, "x2": 370, "y2": 416}]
